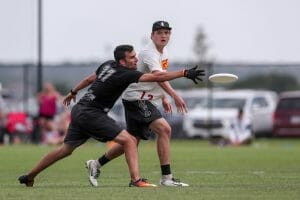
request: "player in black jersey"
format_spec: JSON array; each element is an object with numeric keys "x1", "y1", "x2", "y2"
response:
[{"x1": 18, "y1": 44, "x2": 204, "y2": 187}]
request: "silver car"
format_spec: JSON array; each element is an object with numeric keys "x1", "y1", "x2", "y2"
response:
[{"x1": 183, "y1": 89, "x2": 278, "y2": 138}]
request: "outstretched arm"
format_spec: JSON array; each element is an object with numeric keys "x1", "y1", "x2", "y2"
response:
[
  {"x1": 63, "y1": 72, "x2": 97, "y2": 106},
  {"x1": 139, "y1": 66, "x2": 205, "y2": 84},
  {"x1": 138, "y1": 70, "x2": 184, "y2": 82},
  {"x1": 139, "y1": 66, "x2": 205, "y2": 113}
]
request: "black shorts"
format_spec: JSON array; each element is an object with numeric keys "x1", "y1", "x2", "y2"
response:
[
  {"x1": 64, "y1": 104, "x2": 123, "y2": 147},
  {"x1": 39, "y1": 113, "x2": 55, "y2": 120},
  {"x1": 122, "y1": 100, "x2": 162, "y2": 140}
]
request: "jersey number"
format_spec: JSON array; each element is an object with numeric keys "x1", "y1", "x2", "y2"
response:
[
  {"x1": 140, "y1": 91, "x2": 153, "y2": 100},
  {"x1": 98, "y1": 65, "x2": 116, "y2": 82}
]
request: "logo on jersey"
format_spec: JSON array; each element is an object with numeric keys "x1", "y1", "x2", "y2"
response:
[
  {"x1": 98, "y1": 65, "x2": 116, "y2": 82},
  {"x1": 161, "y1": 59, "x2": 169, "y2": 70}
]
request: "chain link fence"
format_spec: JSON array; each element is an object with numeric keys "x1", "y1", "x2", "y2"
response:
[{"x1": 1, "y1": 62, "x2": 300, "y2": 141}]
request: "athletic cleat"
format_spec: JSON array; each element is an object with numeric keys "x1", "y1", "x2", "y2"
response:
[
  {"x1": 85, "y1": 160, "x2": 100, "y2": 187},
  {"x1": 18, "y1": 175, "x2": 34, "y2": 187},
  {"x1": 129, "y1": 178, "x2": 157, "y2": 187},
  {"x1": 160, "y1": 177, "x2": 189, "y2": 187}
]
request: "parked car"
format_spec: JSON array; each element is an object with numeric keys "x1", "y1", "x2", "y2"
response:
[
  {"x1": 273, "y1": 91, "x2": 300, "y2": 137},
  {"x1": 178, "y1": 89, "x2": 210, "y2": 110},
  {"x1": 162, "y1": 89, "x2": 209, "y2": 138},
  {"x1": 183, "y1": 90, "x2": 278, "y2": 138}
]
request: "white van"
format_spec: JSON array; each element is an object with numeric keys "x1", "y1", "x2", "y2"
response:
[{"x1": 183, "y1": 89, "x2": 278, "y2": 138}]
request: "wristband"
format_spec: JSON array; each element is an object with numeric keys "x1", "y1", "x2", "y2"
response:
[{"x1": 70, "y1": 89, "x2": 77, "y2": 95}]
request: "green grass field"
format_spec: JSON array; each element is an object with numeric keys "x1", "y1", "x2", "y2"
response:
[{"x1": 1, "y1": 139, "x2": 300, "y2": 200}]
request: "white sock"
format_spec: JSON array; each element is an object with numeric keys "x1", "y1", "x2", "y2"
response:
[
  {"x1": 162, "y1": 174, "x2": 173, "y2": 180},
  {"x1": 94, "y1": 160, "x2": 101, "y2": 168}
]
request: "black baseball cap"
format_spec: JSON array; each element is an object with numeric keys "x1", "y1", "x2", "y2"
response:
[{"x1": 152, "y1": 21, "x2": 172, "y2": 32}]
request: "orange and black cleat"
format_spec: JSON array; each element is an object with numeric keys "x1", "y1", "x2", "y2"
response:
[
  {"x1": 18, "y1": 175, "x2": 34, "y2": 187},
  {"x1": 129, "y1": 178, "x2": 157, "y2": 187}
]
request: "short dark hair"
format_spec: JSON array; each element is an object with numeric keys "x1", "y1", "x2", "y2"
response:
[{"x1": 114, "y1": 45, "x2": 134, "y2": 63}]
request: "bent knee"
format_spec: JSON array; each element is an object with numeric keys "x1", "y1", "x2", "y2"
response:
[
  {"x1": 114, "y1": 130, "x2": 137, "y2": 145},
  {"x1": 60, "y1": 144, "x2": 75, "y2": 156},
  {"x1": 126, "y1": 134, "x2": 138, "y2": 145},
  {"x1": 156, "y1": 124, "x2": 172, "y2": 138}
]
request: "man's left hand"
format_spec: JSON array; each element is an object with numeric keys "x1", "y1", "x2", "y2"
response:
[{"x1": 184, "y1": 65, "x2": 205, "y2": 84}]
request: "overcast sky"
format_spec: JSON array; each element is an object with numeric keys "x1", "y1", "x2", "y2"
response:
[{"x1": 0, "y1": 0, "x2": 299, "y2": 63}]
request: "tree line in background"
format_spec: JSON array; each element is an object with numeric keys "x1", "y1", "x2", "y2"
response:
[
  {"x1": 0, "y1": 25, "x2": 300, "y2": 98},
  {"x1": 188, "y1": 25, "x2": 300, "y2": 93},
  {"x1": 170, "y1": 71, "x2": 300, "y2": 93},
  {"x1": 229, "y1": 73, "x2": 300, "y2": 93}
]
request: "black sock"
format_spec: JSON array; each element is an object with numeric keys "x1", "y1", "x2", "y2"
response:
[
  {"x1": 98, "y1": 154, "x2": 110, "y2": 166},
  {"x1": 161, "y1": 164, "x2": 171, "y2": 175}
]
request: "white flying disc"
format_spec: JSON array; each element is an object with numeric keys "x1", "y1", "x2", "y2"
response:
[{"x1": 209, "y1": 73, "x2": 238, "y2": 83}]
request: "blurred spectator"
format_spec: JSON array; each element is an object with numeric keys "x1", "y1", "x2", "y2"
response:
[
  {"x1": 0, "y1": 88, "x2": 6, "y2": 144},
  {"x1": 1, "y1": 84, "x2": 33, "y2": 144},
  {"x1": 5, "y1": 112, "x2": 32, "y2": 144},
  {"x1": 37, "y1": 83, "x2": 62, "y2": 145},
  {"x1": 30, "y1": 116, "x2": 41, "y2": 144},
  {"x1": 226, "y1": 108, "x2": 253, "y2": 146},
  {"x1": 210, "y1": 108, "x2": 253, "y2": 147},
  {"x1": 46, "y1": 109, "x2": 70, "y2": 145}
]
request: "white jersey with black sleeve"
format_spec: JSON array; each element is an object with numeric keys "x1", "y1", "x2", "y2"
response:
[{"x1": 122, "y1": 41, "x2": 170, "y2": 107}]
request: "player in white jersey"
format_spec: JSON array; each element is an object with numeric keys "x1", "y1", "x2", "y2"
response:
[
  {"x1": 123, "y1": 38, "x2": 170, "y2": 107},
  {"x1": 86, "y1": 21, "x2": 205, "y2": 187}
]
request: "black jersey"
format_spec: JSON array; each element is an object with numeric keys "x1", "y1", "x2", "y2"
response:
[{"x1": 78, "y1": 60, "x2": 143, "y2": 111}]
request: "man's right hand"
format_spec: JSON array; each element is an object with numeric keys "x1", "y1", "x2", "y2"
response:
[
  {"x1": 173, "y1": 94, "x2": 188, "y2": 114},
  {"x1": 184, "y1": 66, "x2": 205, "y2": 84}
]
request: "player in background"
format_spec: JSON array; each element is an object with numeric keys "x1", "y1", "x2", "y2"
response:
[
  {"x1": 18, "y1": 44, "x2": 204, "y2": 187},
  {"x1": 227, "y1": 108, "x2": 253, "y2": 146},
  {"x1": 86, "y1": 21, "x2": 205, "y2": 187}
]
